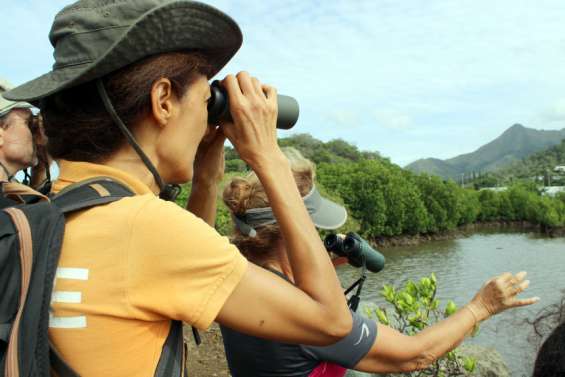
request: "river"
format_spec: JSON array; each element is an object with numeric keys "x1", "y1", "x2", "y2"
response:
[{"x1": 337, "y1": 231, "x2": 565, "y2": 377}]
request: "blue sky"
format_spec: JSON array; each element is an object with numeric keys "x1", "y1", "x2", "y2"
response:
[{"x1": 2, "y1": 0, "x2": 565, "y2": 166}]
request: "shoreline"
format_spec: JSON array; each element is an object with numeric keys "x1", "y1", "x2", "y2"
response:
[{"x1": 371, "y1": 221, "x2": 565, "y2": 249}]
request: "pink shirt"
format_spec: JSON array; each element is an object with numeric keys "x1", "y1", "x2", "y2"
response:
[{"x1": 309, "y1": 362, "x2": 347, "y2": 377}]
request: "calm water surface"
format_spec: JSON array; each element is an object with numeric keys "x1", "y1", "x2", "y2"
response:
[{"x1": 337, "y1": 232, "x2": 565, "y2": 376}]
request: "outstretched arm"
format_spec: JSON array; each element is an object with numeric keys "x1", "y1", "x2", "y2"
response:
[{"x1": 355, "y1": 272, "x2": 539, "y2": 373}]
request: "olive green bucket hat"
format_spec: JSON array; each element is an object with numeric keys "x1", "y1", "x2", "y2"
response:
[{"x1": 3, "y1": 0, "x2": 242, "y2": 102}]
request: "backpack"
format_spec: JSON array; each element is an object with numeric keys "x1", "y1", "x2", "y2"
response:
[{"x1": 0, "y1": 177, "x2": 187, "y2": 377}]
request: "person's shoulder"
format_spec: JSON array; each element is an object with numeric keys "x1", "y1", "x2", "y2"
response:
[{"x1": 129, "y1": 194, "x2": 209, "y2": 229}]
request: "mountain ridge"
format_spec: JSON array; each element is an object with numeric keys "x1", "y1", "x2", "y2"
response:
[{"x1": 405, "y1": 124, "x2": 565, "y2": 179}]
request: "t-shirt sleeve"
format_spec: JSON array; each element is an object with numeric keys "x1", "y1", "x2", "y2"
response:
[
  {"x1": 126, "y1": 196, "x2": 248, "y2": 329},
  {"x1": 300, "y1": 311, "x2": 377, "y2": 368}
]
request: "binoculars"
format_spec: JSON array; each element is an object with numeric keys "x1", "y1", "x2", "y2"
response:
[
  {"x1": 324, "y1": 232, "x2": 385, "y2": 273},
  {"x1": 207, "y1": 80, "x2": 299, "y2": 129}
]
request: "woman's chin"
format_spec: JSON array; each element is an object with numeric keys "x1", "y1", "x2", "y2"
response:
[{"x1": 167, "y1": 169, "x2": 192, "y2": 184}]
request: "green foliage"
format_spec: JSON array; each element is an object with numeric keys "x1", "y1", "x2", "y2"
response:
[
  {"x1": 367, "y1": 274, "x2": 477, "y2": 376},
  {"x1": 178, "y1": 133, "x2": 564, "y2": 242},
  {"x1": 477, "y1": 190, "x2": 500, "y2": 221},
  {"x1": 175, "y1": 173, "x2": 239, "y2": 236},
  {"x1": 225, "y1": 158, "x2": 247, "y2": 173}
]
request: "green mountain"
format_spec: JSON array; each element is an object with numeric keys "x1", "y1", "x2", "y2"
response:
[
  {"x1": 497, "y1": 138, "x2": 565, "y2": 180},
  {"x1": 405, "y1": 124, "x2": 565, "y2": 179}
]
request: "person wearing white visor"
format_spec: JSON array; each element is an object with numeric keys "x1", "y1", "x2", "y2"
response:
[{"x1": 0, "y1": 78, "x2": 36, "y2": 182}]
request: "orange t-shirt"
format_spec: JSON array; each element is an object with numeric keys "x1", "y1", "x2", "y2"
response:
[{"x1": 49, "y1": 160, "x2": 247, "y2": 376}]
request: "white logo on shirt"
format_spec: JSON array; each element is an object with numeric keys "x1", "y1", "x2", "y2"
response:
[
  {"x1": 353, "y1": 323, "x2": 370, "y2": 346},
  {"x1": 49, "y1": 267, "x2": 89, "y2": 329}
]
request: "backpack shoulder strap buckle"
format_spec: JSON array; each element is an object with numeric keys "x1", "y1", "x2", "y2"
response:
[{"x1": 52, "y1": 176, "x2": 135, "y2": 214}]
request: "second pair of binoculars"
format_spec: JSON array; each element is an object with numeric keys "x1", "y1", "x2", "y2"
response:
[
  {"x1": 207, "y1": 80, "x2": 300, "y2": 130},
  {"x1": 324, "y1": 232, "x2": 385, "y2": 273}
]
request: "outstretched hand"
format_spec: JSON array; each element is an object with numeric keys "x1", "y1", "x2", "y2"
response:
[{"x1": 468, "y1": 271, "x2": 539, "y2": 321}]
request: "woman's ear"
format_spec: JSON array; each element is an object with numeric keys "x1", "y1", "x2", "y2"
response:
[{"x1": 150, "y1": 78, "x2": 175, "y2": 128}]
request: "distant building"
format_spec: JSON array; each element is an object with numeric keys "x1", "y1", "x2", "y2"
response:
[
  {"x1": 542, "y1": 186, "x2": 565, "y2": 196},
  {"x1": 554, "y1": 165, "x2": 565, "y2": 173},
  {"x1": 480, "y1": 187, "x2": 508, "y2": 192}
]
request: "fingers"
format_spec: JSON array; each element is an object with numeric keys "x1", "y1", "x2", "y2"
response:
[
  {"x1": 502, "y1": 272, "x2": 538, "y2": 308},
  {"x1": 511, "y1": 279, "x2": 530, "y2": 295},
  {"x1": 236, "y1": 71, "x2": 258, "y2": 97},
  {"x1": 211, "y1": 127, "x2": 227, "y2": 148},
  {"x1": 479, "y1": 271, "x2": 539, "y2": 315},
  {"x1": 512, "y1": 296, "x2": 540, "y2": 307},
  {"x1": 263, "y1": 84, "x2": 278, "y2": 108},
  {"x1": 252, "y1": 77, "x2": 264, "y2": 96},
  {"x1": 222, "y1": 74, "x2": 244, "y2": 109},
  {"x1": 499, "y1": 271, "x2": 526, "y2": 285},
  {"x1": 499, "y1": 272, "x2": 513, "y2": 283},
  {"x1": 207, "y1": 127, "x2": 226, "y2": 149},
  {"x1": 218, "y1": 71, "x2": 279, "y2": 166},
  {"x1": 515, "y1": 271, "x2": 527, "y2": 282}
]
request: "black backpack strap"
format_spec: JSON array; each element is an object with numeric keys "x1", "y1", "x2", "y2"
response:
[
  {"x1": 51, "y1": 177, "x2": 134, "y2": 213},
  {"x1": 50, "y1": 342, "x2": 80, "y2": 377},
  {"x1": 0, "y1": 323, "x2": 11, "y2": 342},
  {"x1": 154, "y1": 320, "x2": 187, "y2": 377}
]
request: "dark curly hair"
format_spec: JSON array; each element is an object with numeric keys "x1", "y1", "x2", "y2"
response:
[{"x1": 40, "y1": 52, "x2": 211, "y2": 163}]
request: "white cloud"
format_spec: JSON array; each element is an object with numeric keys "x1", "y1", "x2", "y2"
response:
[
  {"x1": 541, "y1": 99, "x2": 565, "y2": 124},
  {"x1": 373, "y1": 110, "x2": 413, "y2": 130},
  {"x1": 3, "y1": 0, "x2": 565, "y2": 163},
  {"x1": 325, "y1": 110, "x2": 362, "y2": 129}
]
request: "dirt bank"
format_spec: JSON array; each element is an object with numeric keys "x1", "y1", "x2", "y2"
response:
[{"x1": 371, "y1": 221, "x2": 565, "y2": 249}]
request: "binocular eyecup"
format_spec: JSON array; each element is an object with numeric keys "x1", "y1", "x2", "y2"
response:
[
  {"x1": 207, "y1": 80, "x2": 299, "y2": 130},
  {"x1": 324, "y1": 232, "x2": 385, "y2": 273}
]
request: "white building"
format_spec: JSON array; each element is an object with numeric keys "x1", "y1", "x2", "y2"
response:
[
  {"x1": 541, "y1": 186, "x2": 565, "y2": 196},
  {"x1": 480, "y1": 187, "x2": 508, "y2": 192}
]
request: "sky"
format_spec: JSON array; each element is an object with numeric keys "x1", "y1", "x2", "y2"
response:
[{"x1": 2, "y1": 0, "x2": 565, "y2": 166}]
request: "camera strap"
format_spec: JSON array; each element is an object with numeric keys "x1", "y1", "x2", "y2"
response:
[
  {"x1": 343, "y1": 255, "x2": 367, "y2": 312},
  {"x1": 0, "y1": 160, "x2": 13, "y2": 181},
  {"x1": 95, "y1": 80, "x2": 181, "y2": 202}
]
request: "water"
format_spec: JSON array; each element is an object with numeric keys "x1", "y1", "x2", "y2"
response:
[{"x1": 337, "y1": 231, "x2": 565, "y2": 377}]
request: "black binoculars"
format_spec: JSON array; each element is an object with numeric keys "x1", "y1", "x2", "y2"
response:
[
  {"x1": 324, "y1": 232, "x2": 385, "y2": 273},
  {"x1": 207, "y1": 80, "x2": 299, "y2": 129}
]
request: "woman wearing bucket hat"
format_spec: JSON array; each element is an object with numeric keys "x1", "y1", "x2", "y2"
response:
[
  {"x1": 4, "y1": 1, "x2": 539, "y2": 376},
  {"x1": 219, "y1": 148, "x2": 540, "y2": 377},
  {"x1": 3, "y1": 1, "x2": 355, "y2": 376}
]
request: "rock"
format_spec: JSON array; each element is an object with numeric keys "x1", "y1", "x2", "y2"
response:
[
  {"x1": 345, "y1": 370, "x2": 373, "y2": 377},
  {"x1": 458, "y1": 344, "x2": 510, "y2": 377}
]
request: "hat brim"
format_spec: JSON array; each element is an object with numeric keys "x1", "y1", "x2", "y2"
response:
[
  {"x1": 0, "y1": 101, "x2": 33, "y2": 118},
  {"x1": 4, "y1": 1, "x2": 242, "y2": 102},
  {"x1": 310, "y1": 197, "x2": 348, "y2": 230}
]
